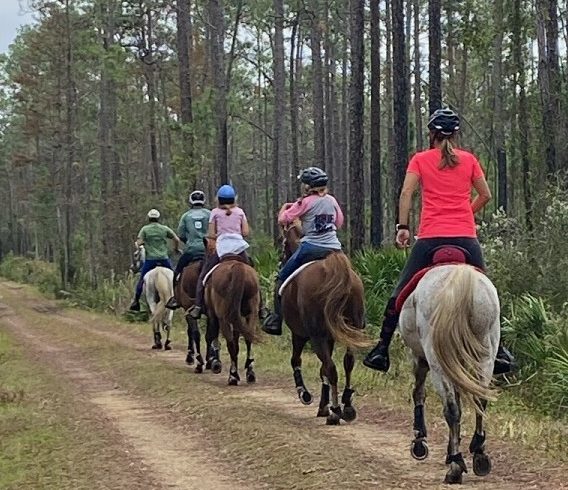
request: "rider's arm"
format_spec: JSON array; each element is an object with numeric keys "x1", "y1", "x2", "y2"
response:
[
  {"x1": 333, "y1": 197, "x2": 345, "y2": 229},
  {"x1": 471, "y1": 177, "x2": 492, "y2": 214},
  {"x1": 177, "y1": 216, "x2": 187, "y2": 243},
  {"x1": 398, "y1": 172, "x2": 420, "y2": 226},
  {"x1": 207, "y1": 222, "x2": 216, "y2": 238},
  {"x1": 278, "y1": 198, "x2": 311, "y2": 225},
  {"x1": 241, "y1": 216, "x2": 250, "y2": 237}
]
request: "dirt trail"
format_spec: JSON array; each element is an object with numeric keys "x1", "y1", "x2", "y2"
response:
[{"x1": 0, "y1": 281, "x2": 565, "y2": 489}]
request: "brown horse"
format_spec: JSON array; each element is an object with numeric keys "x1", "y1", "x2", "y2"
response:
[
  {"x1": 173, "y1": 260, "x2": 208, "y2": 373},
  {"x1": 203, "y1": 237, "x2": 262, "y2": 385},
  {"x1": 281, "y1": 223, "x2": 369, "y2": 425}
]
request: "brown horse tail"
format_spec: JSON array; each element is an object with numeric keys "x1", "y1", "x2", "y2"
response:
[
  {"x1": 431, "y1": 266, "x2": 496, "y2": 407},
  {"x1": 227, "y1": 263, "x2": 260, "y2": 343},
  {"x1": 319, "y1": 253, "x2": 370, "y2": 350}
]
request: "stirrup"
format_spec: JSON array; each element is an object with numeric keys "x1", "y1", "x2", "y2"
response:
[
  {"x1": 262, "y1": 315, "x2": 282, "y2": 336},
  {"x1": 165, "y1": 297, "x2": 179, "y2": 310},
  {"x1": 363, "y1": 343, "x2": 390, "y2": 373},
  {"x1": 187, "y1": 305, "x2": 202, "y2": 320}
]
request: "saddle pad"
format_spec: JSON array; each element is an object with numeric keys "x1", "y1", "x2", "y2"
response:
[
  {"x1": 395, "y1": 263, "x2": 484, "y2": 313},
  {"x1": 202, "y1": 264, "x2": 222, "y2": 286},
  {"x1": 278, "y1": 261, "x2": 318, "y2": 296}
]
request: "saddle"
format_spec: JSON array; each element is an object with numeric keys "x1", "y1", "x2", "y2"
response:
[
  {"x1": 220, "y1": 254, "x2": 249, "y2": 265},
  {"x1": 395, "y1": 246, "x2": 483, "y2": 313}
]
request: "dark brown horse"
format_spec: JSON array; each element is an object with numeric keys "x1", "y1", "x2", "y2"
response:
[
  {"x1": 173, "y1": 260, "x2": 208, "y2": 373},
  {"x1": 203, "y1": 238, "x2": 261, "y2": 385},
  {"x1": 281, "y1": 223, "x2": 369, "y2": 425}
]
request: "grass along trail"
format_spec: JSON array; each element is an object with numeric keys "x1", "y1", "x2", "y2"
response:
[{"x1": 0, "y1": 280, "x2": 566, "y2": 489}]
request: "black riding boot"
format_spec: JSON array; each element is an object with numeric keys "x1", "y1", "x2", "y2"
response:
[
  {"x1": 166, "y1": 274, "x2": 180, "y2": 310},
  {"x1": 262, "y1": 280, "x2": 283, "y2": 336},
  {"x1": 494, "y1": 344, "x2": 516, "y2": 375},
  {"x1": 363, "y1": 298, "x2": 399, "y2": 372}
]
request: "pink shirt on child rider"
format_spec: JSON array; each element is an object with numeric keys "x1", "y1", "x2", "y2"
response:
[{"x1": 210, "y1": 206, "x2": 247, "y2": 236}]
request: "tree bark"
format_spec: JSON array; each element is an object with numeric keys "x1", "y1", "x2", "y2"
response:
[
  {"x1": 272, "y1": 0, "x2": 287, "y2": 240},
  {"x1": 176, "y1": 0, "x2": 194, "y2": 183},
  {"x1": 289, "y1": 13, "x2": 300, "y2": 200},
  {"x1": 492, "y1": 0, "x2": 507, "y2": 212},
  {"x1": 413, "y1": 0, "x2": 423, "y2": 150},
  {"x1": 349, "y1": 0, "x2": 365, "y2": 251},
  {"x1": 311, "y1": 0, "x2": 326, "y2": 169},
  {"x1": 370, "y1": 0, "x2": 382, "y2": 247},
  {"x1": 208, "y1": 0, "x2": 228, "y2": 183},
  {"x1": 392, "y1": 0, "x2": 408, "y2": 216},
  {"x1": 428, "y1": 0, "x2": 442, "y2": 114}
]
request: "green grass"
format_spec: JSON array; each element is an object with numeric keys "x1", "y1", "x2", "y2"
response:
[{"x1": 0, "y1": 330, "x2": 145, "y2": 489}]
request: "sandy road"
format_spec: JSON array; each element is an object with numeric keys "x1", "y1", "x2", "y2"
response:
[{"x1": 0, "y1": 280, "x2": 565, "y2": 489}]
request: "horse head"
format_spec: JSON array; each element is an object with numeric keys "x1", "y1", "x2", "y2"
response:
[
  {"x1": 281, "y1": 219, "x2": 302, "y2": 262},
  {"x1": 130, "y1": 244, "x2": 146, "y2": 274},
  {"x1": 203, "y1": 236, "x2": 217, "y2": 257}
]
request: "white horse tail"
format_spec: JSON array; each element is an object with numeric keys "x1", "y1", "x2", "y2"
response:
[
  {"x1": 151, "y1": 268, "x2": 173, "y2": 326},
  {"x1": 431, "y1": 266, "x2": 496, "y2": 405}
]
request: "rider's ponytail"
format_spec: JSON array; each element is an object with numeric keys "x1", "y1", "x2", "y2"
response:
[{"x1": 437, "y1": 135, "x2": 459, "y2": 169}]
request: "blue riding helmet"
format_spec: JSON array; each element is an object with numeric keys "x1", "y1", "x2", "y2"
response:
[{"x1": 217, "y1": 184, "x2": 236, "y2": 200}]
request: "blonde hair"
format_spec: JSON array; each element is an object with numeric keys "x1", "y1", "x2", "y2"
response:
[
  {"x1": 298, "y1": 184, "x2": 328, "y2": 205},
  {"x1": 437, "y1": 135, "x2": 459, "y2": 169}
]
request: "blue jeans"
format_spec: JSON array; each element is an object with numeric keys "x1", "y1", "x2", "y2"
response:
[
  {"x1": 135, "y1": 258, "x2": 173, "y2": 299},
  {"x1": 278, "y1": 242, "x2": 336, "y2": 282}
]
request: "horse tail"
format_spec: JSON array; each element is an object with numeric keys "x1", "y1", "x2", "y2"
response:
[
  {"x1": 431, "y1": 266, "x2": 496, "y2": 404},
  {"x1": 151, "y1": 269, "x2": 173, "y2": 325},
  {"x1": 318, "y1": 253, "x2": 370, "y2": 350},
  {"x1": 227, "y1": 263, "x2": 260, "y2": 343}
]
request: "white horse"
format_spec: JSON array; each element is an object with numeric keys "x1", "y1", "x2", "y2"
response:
[
  {"x1": 145, "y1": 266, "x2": 175, "y2": 350},
  {"x1": 399, "y1": 264, "x2": 500, "y2": 485}
]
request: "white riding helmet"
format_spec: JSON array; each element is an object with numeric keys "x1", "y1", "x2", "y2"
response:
[
  {"x1": 189, "y1": 190, "x2": 206, "y2": 206},
  {"x1": 147, "y1": 208, "x2": 160, "y2": 219}
]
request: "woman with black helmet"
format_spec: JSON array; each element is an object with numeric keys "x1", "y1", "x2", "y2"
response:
[
  {"x1": 364, "y1": 108, "x2": 514, "y2": 374},
  {"x1": 262, "y1": 166, "x2": 345, "y2": 335}
]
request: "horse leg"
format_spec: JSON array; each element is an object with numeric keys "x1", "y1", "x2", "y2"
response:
[
  {"x1": 163, "y1": 322, "x2": 172, "y2": 351},
  {"x1": 152, "y1": 322, "x2": 162, "y2": 350},
  {"x1": 314, "y1": 337, "x2": 341, "y2": 425},
  {"x1": 206, "y1": 316, "x2": 222, "y2": 374},
  {"x1": 470, "y1": 399, "x2": 492, "y2": 477},
  {"x1": 410, "y1": 357, "x2": 430, "y2": 460},
  {"x1": 227, "y1": 331, "x2": 240, "y2": 386},
  {"x1": 316, "y1": 364, "x2": 330, "y2": 417},
  {"x1": 185, "y1": 316, "x2": 195, "y2": 365},
  {"x1": 245, "y1": 339, "x2": 256, "y2": 384},
  {"x1": 341, "y1": 349, "x2": 356, "y2": 422},
  {"x1": 443, "y1": 388, "x2": 468, "y2": 484},
  {"x1": 291, "y1": 334, "x2": 312, "y2": 405}
]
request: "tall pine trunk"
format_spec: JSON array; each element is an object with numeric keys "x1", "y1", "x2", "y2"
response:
[
  {"x1": 428, "y1": 0, "x2": 442, "y2": 114},
  {"x1": 370, "y1": 0, "x2": 382, "y2": 247},
  {"x1": 349, "y1": 0, "x2": 365, "y2": 251},
  {"x1": 311, "y1": 0, "x2": 326, "y2": 168}
]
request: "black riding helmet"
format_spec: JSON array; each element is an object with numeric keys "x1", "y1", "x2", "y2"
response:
[
  {"x1": 427, "y1": 108, "x2": 460, "y2": 136},
  {"x1": 298, "y1": 166, "x2": 328, "y2": 188}
]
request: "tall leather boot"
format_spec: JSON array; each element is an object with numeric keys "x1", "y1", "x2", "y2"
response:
[
  {"x1": 363, "y1": 298, "x2": 399, "y2": 372},
  {"x1": 262, "y1": 280, "x2": 283, "y2": 336}
]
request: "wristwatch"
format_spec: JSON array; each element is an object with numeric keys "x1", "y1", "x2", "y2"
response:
[{"x1": 396, "y1": 224, "x2": 409, "y2": 232}]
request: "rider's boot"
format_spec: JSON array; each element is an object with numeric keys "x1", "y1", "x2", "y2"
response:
[
  {"x1": 363, "y1": 298, "x2": 399, "y2": 372},
  {"x1": 262, "y1": 280, "x2": 283, "y2": 336},
  {"x1": 166, "y1": 274, "x2": 181, "y2": 310},
  {"x1": 494, "y1": 344, "x2": 516, "y2": 375},
  {"x1": 152, "y1": 331, "x2": 162, "y2": 349},
  {"x1": 129, "y1": 297, "x2": 141, "y2": 312}
]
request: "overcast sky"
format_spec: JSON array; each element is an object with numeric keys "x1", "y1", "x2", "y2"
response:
[{"x1": 1, "y1": 1, "x2": 34, "y2": 54}]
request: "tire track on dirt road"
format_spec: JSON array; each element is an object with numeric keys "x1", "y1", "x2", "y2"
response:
[{"x1": 1, "y1": 281, "x2": 566, "y2": 489}]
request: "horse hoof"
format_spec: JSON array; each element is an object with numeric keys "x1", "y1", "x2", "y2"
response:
[
  {"x1": 326, "y1": 411, "x2": 341, "y2": 426},
  {"x1": 205, "y1": 359, "x2": 212, "y2": 370},
  {"x1": 472, "y1": 453, "x2": 492, "y2": 477},
  {"x1": 186, "y1": 353, "x2": 195, "y2": 365},
  {"x1": 228, "y1": 376, "x2": 239, "y2": 386},
  {"x1": 246, "y1": 371, "x2": 256, "y2": 384},
  {"x1": 410, "y1": 439, "x2": 429, "y2": 460},
  {"x1": 194, "y1": 364, "x2": 203, "y2": 374},
  {"x1": 444, "y1": 464, "x2": 464, "y2": 485},
  {"x1": 211, "y1": 360, "x2": 222, "y2": 374},
  {"x1": 151, "y1": 344, "x2": 162, "y2": 350},
  {"x1": 298, "y1": 390, "x2": 313, "y2": 406},
  {"x1": 164, "y1": 341, "x2": 172, "y2": 351},
  {"x1": 317, "y1": 407, "x2": 330, "y2": 417},
  {"x1": 341, "y1": 405, "x2": 357, "y2": 423}
]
